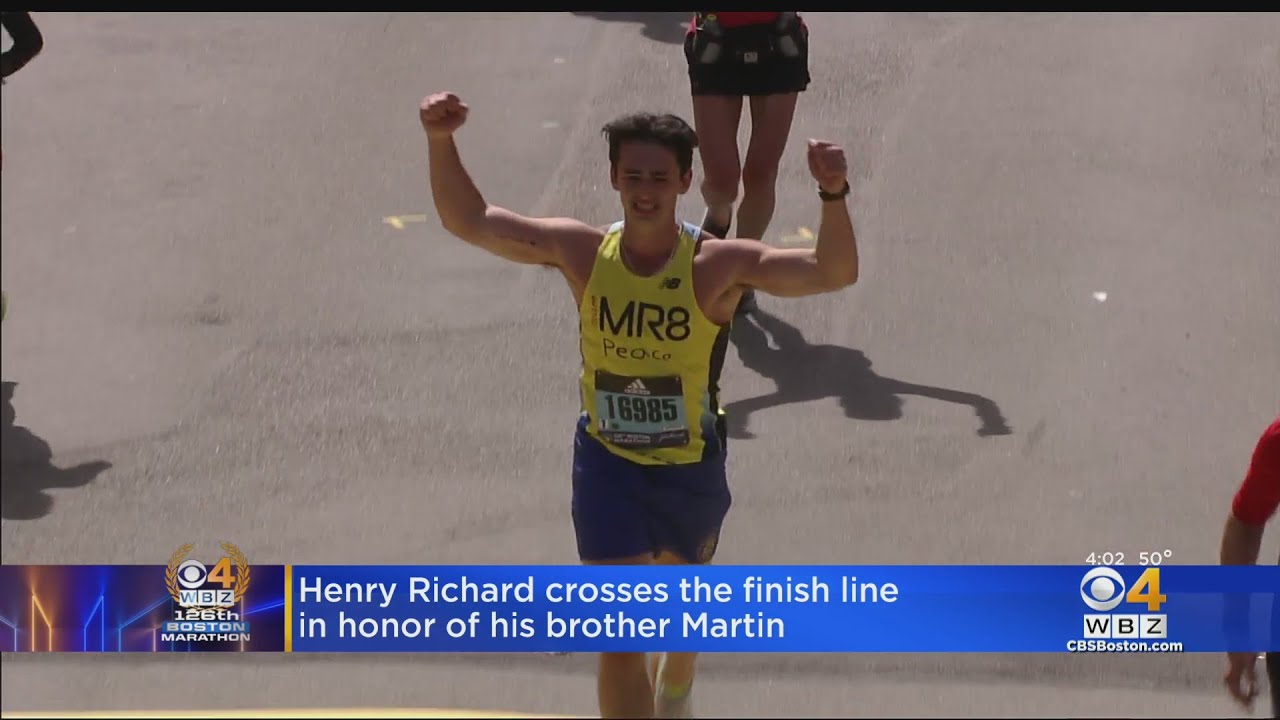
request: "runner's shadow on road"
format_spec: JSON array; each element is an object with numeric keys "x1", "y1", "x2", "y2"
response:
[
  {"x1": 725, "y1": 309, "x2": 1012, "y2": 439},
  {"x1": 1, "y1": 381, "x2": 110, "y2": 520},
  {"x1": 569, "y1": 12, "x2": 688, "y2": 45}
]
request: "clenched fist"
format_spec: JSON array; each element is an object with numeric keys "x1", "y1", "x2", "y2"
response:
[
  {"x1": 806, "y1": 139, "x2": 849, "y2": 195},
  {"x1": 420, "y1": 92, "x2": 469, "y2": 138}
]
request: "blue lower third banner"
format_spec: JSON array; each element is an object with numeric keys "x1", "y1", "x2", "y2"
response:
[{"x1": 1, "y1": 562, "x2": 1277, "y2": 652}]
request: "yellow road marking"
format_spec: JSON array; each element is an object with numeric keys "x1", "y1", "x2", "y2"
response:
[
  {"x1": 284, "y1": 564, "x2": 293, "y2": 653},
  {"x1": 383, "y1": 214, "x2": 429, "y2": 230},
  {"x1": 1, "y1": 708, "x2": 583, "y2": 719},
  {"x1": 779, "y1": 226, "x2": 815, "y2": 246}
]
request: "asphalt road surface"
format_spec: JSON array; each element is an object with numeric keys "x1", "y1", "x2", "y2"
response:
[{"x1": 3, "y1": 11, "x2": 1279, "y2": 718}]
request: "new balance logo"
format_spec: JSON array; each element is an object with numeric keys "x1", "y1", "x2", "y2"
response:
[
  {"x1": 625, "y1": 379, "x2": 650, "y2": 395},
  {"x1": 660, "y1": 277, "x2": 681, "y2": 289}
]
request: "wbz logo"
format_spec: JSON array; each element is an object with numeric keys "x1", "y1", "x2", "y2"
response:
[
  {"x1": 1079, "y1": 567, "x2": 1167, "y2": 640},
  {"x1": 167, "y1": 542, "x2": 250, "y2": 609}
]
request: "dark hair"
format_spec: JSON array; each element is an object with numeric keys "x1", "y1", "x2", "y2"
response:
[{"x1": 601, "y1": 112, "x2": 699, "y2": 176}]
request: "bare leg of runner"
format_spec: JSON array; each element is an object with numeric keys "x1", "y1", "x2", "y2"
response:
[
  {"x1": 737, "y1": 92, "x2": 799, "y2": 244},
  {"x1": 652, "y1": 549, "x2": 700, "y2": 719},
  {"x1": 730, "y1": 92, "x2": 801, "y2": 315},
  {"x1": 587, "y1": 553, "x2": 660, "y2": 718},
  {"x1": 693, "y1": 95, "x2": 744, "y2": 237}
]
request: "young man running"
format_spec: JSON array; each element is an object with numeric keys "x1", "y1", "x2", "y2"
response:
[
  {"x1": 421, "y1": 90, "x2": 857, "y2": 719},
  {"x1": 683, "y1": 11, "x2": 811, "y2": 316}
]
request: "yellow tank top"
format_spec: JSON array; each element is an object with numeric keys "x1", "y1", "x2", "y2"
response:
[{"x1": 578, "y1": 221, "x2": 730, "y2": 466}]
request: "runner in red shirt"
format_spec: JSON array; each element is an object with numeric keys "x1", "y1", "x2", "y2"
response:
[
  {"x1": 1219, "y1": 415, "x2": 1280, "y2": 712},
  {"x1": 682, "y1": 12, "x2": 816, "y2": 318}
]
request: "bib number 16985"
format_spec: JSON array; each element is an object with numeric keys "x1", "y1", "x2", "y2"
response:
[
  {"x1": 605, "y1": 394, "x2": 680, "y2": 424},
  {"x1": 594, "y1": 371, "x2": 690, "y2": 449}
]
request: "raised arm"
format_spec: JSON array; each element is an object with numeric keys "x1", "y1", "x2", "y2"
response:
[
  {"x1": 421, "y1": 92, "x2": 590, "y2": 267},
  {"x1": 1221, "y1": 419, "x2": 1280, "y2": 565},
  {"x1": 1219, "y1": 418, "x2": 1280, "y2": 709},
  {"x1": 732, "y1": 139, "x2": 858, "y2": 297},
  {"x1": 0, "y1": 12, "x2": 44, "y2": 80}
]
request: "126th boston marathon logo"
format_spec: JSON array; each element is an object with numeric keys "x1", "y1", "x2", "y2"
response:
[
  {"x1": 594, "y1": 296, "x2": 690, "y2": 361},
  {"x1": 161, "y1": 542, "x2": 252, "y2": 644}
]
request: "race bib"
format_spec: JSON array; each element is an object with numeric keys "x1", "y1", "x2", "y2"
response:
[{"x1": 594, "y1": 371, "x2": 690, "y2": 449}]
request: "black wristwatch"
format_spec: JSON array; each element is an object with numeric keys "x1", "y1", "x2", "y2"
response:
[{"x1": 818, "y1": 180, "x2": 851, "y2": 202}]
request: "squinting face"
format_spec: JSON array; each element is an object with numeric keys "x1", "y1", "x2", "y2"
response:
[{"x1": 610, "y1": 141, "x2": 692, "y2": 223}]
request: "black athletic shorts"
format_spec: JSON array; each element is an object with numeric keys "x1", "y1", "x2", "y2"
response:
[{"x1": 684, "y1": 18, "x2": 810, "y2": 97}]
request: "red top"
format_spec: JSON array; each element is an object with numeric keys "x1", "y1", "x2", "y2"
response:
[
  {"x1": 714, "y1": 12, "x2": 782, "y2": 27},
  {"x1": 1231, "y1": 416, "x2": 1280, "y2": 525},
  {"x1": 690, "y1": 12, "x2": 792, "y2": 29}
]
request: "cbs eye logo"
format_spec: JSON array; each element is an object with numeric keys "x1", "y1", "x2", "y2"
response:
[
  {"x1": 177, "y1": 559, "x2": 212, "y2": 589},
  {"x1": 1080, "y1": 566, "x2": 1166, "y2": 612},
  {"x1": 1080, "y1": 567, "x2": 1126, "y2": 610}
]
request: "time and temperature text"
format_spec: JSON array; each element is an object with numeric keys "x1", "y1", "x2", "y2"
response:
[{"x1": 1084, "y1": 550, "x2": 1173, "y2": 566}]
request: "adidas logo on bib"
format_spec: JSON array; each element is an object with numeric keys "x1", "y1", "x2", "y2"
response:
[{"x1": 625, "y1": 379, "x2": 650, "y2": 395}]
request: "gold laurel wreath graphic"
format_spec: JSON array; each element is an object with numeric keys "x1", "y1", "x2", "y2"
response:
[
  {"x1": 165, "y1": 542, "x2": 250, "y2": 609},
  {"x1": 165, "y1": 543, "x2": 195, "y2": 606},
  {"x1": 220, "y1": 541, "x2": 251, "y2": 603}
]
